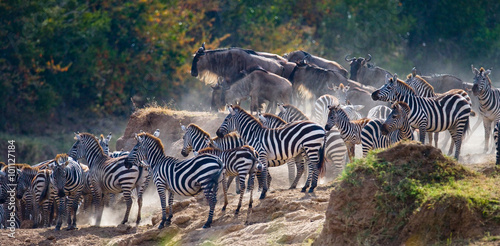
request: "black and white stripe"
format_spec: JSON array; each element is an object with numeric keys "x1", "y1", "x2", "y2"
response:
[
  {"x1": 372, "y1": 74, "x2": 471, "y2": 159},
  {"x1": 216, "y1": 105, "x2": 326, "y2": 198},
  {"x1": 366, "y1": 105, "x2": 392, "y2": 120},
  {"x1": 69, "y1": 132, "x2": 149, "y2": 226},
  {"x1": 181, "y1": 124, "x2": 245, "y2": 157},
  {"x1": 472, "y1": 66, "x2": 500, "y2": 153},
  {"x1": 31, "y1": 169, "x2": 55, "y2": 228},
  {"x1": 361, "y1": 102, "x2": 414, "y2": 156},
  {"x1": 197, "y1": 145, "x2": 258, "y2": 218},
  {"x1": 125, "y1": 133, "x2": 224, "y2": 229},
  {"x1": 49, "y1": 154, "x2": 84, "y2": 231}
]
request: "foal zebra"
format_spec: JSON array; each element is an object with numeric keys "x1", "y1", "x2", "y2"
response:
[
  {"x1": 69, "y1": 133, "x2": 149, "y2": 226},
  {"x1": 216, "y1": 105, "x2": 326, "y2": 198},
  {"x1": 50, "y1": 154, "x2": 83, "y2": 231},
  {"x1": 125, "y1": 132, "x2": 224, "y2": 229},
  {"x1": 99, "y1": 133, "x2": 130, "y2": 158},
  {"x1": 325, "y1": 105, "x2": 371, "y2": 160},
  {"x1": 361, "y1": 102, "x2": 414, "y2": 156},
  {"x1": 472, "y1": 66, "x2": 500, "y2": 153},
  {"x1": 371, "y1": 74, "x2": 471, "y2": 159}
]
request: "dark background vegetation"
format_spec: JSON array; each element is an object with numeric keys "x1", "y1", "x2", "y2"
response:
[{"x1": 1, "y1": 0, "x2": 499, "y2": 162}]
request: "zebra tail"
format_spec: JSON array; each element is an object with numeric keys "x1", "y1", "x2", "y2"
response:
[{"x1": 317, "y1": 144, "x2": 326, "y2": 179}]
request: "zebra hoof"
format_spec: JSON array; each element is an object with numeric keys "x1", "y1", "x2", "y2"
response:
[
  {"x1": 55, "y1": 226, "x2": 61, "y2": 231},
  {"x1": 288, "y1": 186, "x2": 296, "y2": 190},
  {"x1": 222, "y1": 206, "x2": 227, "y2": 212},
  {"x1": 259, "y1": 192, "x2": 267, "y2": 200},
  {"x1": 203, "y1": 223, "x2": 211, "y2": 228},
  {"x1": 300, "y1": 187, "x2": 307, "y2": 192},
  {"x1": 308, "y1": 188, "x2": 315, "y2": 193}
]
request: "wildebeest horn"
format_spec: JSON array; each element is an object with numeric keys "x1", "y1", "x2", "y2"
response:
[
  {"x1": 366, "y1": 54, "x2": 372, "y2": 62},
  {"x1": 327, "y1": 82, "x2": 335, "y2": 91},
  {"x1": 345, "y1": 55, "x2": 355, "y2": 62}
]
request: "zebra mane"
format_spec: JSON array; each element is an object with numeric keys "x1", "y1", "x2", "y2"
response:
[
  {"x1": 54, "y1": 153, "x2": 69, "y2": 163},
  {"x1": 391, "y1": 101, "x2": 411, "y2": 114},
  {"x1": 79, "y1": 133, "x2": 106, "y2": 154},
  {"x1": 479, "y1": 67, "x2": 492, "y2": 85},
  {"x1": 197, "y1": 146, "x2": 220, "y2": 154},
  {"x1": 261, "y1": 113, "x2": 286, "y2": 124},
  {"x1": 138, "y1": 132, "x2": 165, "y2": 154},
  {"x1": 187, "y1": 124, "x2": 211, "y2": 138},
  {"x1": 393, "y1": 78, "x2": 417, "y2": 95},
  {"x1": 232, "y1": 105, "x2": 264, "y2": 127},
  {"x1": 412, "y1": 75, "x2": 435, "y2": 91},
  {"x1": 280, "y1": 104, "x2": 308, "y2": 119},
  {"x1": 352, "y1": 118, "x2": 371, "y2": 125},
  {"x1": 1, "y1": 163, "x2": 29, "y2": 172}
]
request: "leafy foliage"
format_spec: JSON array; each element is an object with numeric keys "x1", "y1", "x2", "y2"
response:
[{"x1": 1, "y1": 0, "x2": 499, "y2": 133}]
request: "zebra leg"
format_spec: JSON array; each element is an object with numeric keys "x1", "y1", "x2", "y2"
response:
[
  {"x1": 286, "y1": 160, "x2": 296, "y2": 188},
  {"x1": 235, "y1": 173, "x2": 246, "y2": 215},
  {"x1": 292, "y1": 156, "x2": 305, "y2": 190},
  {"x1": 434, "y1": 132, "x2": 439, "y2": 148},
  {"x1": 136, "y1": 171, "x2": 150, "y2": 225},
  {"x1": 221, "y1": 172, "x2": 228, "y2": 212},
  {"x1": 55, "y1": 195, "x2": 65, "y2": 231},
  {"x1": 156, "y1": 183, "x2": 168, "y2": 229},
  {"x1": 427, "y1": 132, "x2": 433, "y2": 147},
  {"x1": 245, "y1": 170, "x2": 255, "y2": 225},
  {"x1": 227, "y1": 176, "x2": 239, "y2": 194},
  {"x1": 120, "y1": 189, "x2": 133, "y2": 225},
  {"x1": 91, "y1": 185, "x2": 103, "y2": 226},
  {"x1": 258, "y1": 156, "x2": 269, "y2": 200},
  {"x1": 418, "y1": 127, "x2": 427, "y2": 144},
  {"x1": 484, "y1": 118, "x2": 493, "y2": 153},
  {"x1": 448, "y1": 128, "x2": 462, "y2": 160},
  {"x1": 202, "y1": 178, "x2": 219, "y2": 228},
  {"x1": 68, "y1": 194, "x2": 80, "y2": 230}
]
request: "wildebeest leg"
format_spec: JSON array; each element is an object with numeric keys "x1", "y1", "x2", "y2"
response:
[{"x1": 266, "y1": 100, "x2": 277, "y2": 114}]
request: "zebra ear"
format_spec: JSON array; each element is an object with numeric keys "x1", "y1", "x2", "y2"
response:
[
  {"x1": 193, "y1": 151, "x2": 199, "y2": 157},
  {"x1": 154, "y1": 129, "x2": 160, "y2": 137},
  {"x1": 181, "y1": 124, "x2": 186, "y2": 132},
  {"x1": 258, "y1": 113, "x2": 267, "y2": 123},
  {"x1": 471, "y1": 65, "x2": 479, "y2": 74},
  {"x1": 412, "y1": 67, "x2": 417, "y2": 77},
  {"x1": 485, "y1": 69, "x2": 491, "y2": 76},
  {"x1": 393, "y1": 73, "x2": 398, "y2": 82},
  {"x1": 344, "y1": 85, "x2": 350, "y2": 91},
  {"x1": 228, "y1": 105, "x2": 235, "y2": 115},
  {"x1": 107, "y1": 133, "x2": 112, "y2": 142},
  {"x1": 74, "y1": 132, "x2": 81, "y2": 140}
]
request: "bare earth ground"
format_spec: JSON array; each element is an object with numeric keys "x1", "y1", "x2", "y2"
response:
[{"x1": 1, "y1": 109, "x2": 497, "y2": 245}]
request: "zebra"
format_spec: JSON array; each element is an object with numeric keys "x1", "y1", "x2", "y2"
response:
[
  {"x1": 406, "y1": 70, "x2": 474, "y2": 148},
  {"x1": 16, "y1": 163, "x2": 50, "y2": 222},
  {"x1": 69, "y1": 132, "x2": 149, "y2": 226},
  {"x1": 49, "y1": 154, "x2": 84, "y2": 231},
  {"x1": 31, "y1": 169, "x2": 56, "y2": 228},
  {"x1": 325, "y1": 105, "x2": 371, "y2": 160},
  {"x1": 371, "y1": 74, "x2": 471, "y2": 159},
  {"x1": 216, "y1": 105, "x2": 326, "y2": 198},
  {"x1": 197, "y1": 145, "x2": 258, "y2": 218},
  {"x1": 124, "y1": 132, "x2": 224, "y2": 229},
  {"x1": 366, "y1": 105, "x2": 392, "y2": 120},
  {"x1": 472, "y1": 66, "x2": 500, "y2": 153},
  {"x1": 180, "y1": 124, "x2": 249, "y2": 193},
  {"x1": 495, "y1": 121, "x2": 500, "y2": 165},
  {"x1": 361, "y1": 102, "x2": 414, "y2": 156},
  {"x1": 259, "y1": 112, "x2": 348, "y2": 180}
]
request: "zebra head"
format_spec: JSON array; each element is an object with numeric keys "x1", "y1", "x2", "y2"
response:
[
  {"x1": 98, "y1": 133, "x2": 112, "y2": 156},
  {"x1": 181, "y1": 125, "x2": 193, "y2": 157},
  {"x1": 68, "y1": 132, "x2": 85, "y2": 160},
  {"x1": 325, "y1": 105, "x2": 343, "y2": 131},
  {"x1": 125, "y1": 133, "x2": 150, "y2": 169},
  {"x1": 381, "y1": 102, "x2": 411, "y2": 135},
  {"x1": 216, "y1": 105, "x2": 238, "y2": 138},
  {"x1": 371, "y1": 74, "x2": 401, "y2": 102},
  {"x1": 472, "y1": 65, "x2": 492, "y2": 96},
  {"x1": 52, "y1": 154, "x2": 69, "y2": 198},
  {"x1": 16, "y1": 167, "x2": 31, "y2": 199}
]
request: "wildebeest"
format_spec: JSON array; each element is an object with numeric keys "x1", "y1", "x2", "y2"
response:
[
  {"x1": 345, "y1": 54, "x2": 392, "y2": 88},
  {"x1": 211, "y1": 66, "x2": 292, "y2": 114},
  {"x1": 191, "y1": 44, "x2": 284, "y2": 86},
  {"x1": 285, "y1": 50, "x2": 348, "y2": 78}
]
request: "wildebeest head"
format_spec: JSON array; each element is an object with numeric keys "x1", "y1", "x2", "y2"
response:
[
  {"x1": 471, "y1": 65, "x2": 492, "y2": 96},
  {"x1": 191, "y1": 43, "x2": 206, "y2": 77},
  {"x1": 345, "y1": 54, "x2": 371, "y2": 81}
]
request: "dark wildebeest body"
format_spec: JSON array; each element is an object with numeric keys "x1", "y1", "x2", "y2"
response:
[
  {"x1": 286, "y1": 50, "x2": 348, "y2": 78},
  {"x1": 191, "y1": 45, "x2": 284, "y2": 87},
  {"x1": 211, "y1": 67, "x2": 292, "y2": 114},
  {"x1": 345, "y1": 54, "x2": 392, "y2": 88}
]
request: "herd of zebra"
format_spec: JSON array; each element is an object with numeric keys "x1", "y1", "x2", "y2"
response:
[{"x1": 1, "y1": 47, "x2": 500, "y2": 232}]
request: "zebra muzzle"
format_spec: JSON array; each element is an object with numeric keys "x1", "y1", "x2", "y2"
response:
[{"x1": 58, "y1": 190, "x2": 66, "y2": 198}]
